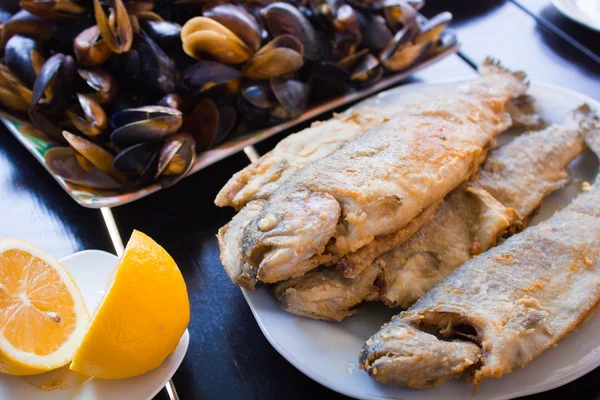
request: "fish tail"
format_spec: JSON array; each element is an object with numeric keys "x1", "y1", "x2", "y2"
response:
[
  {"x1": 569, "y1": 104, "x2": 600, "y2": 155},
  {"x1": 466, "y1": 57, "x2": 529, "y2": 101}
]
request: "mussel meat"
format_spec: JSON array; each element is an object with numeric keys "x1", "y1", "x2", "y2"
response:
[
  {"x1": 339, "y1": 48, "x2": 382, "y2": 86},
  {"x1": 156, "y1": 132, "x2": 196, "y2": 188},
  {"x1": 415, "y1": 11, "x2": 452, "y2": 44},
  {"x1": 62, "y1": 130, "x2": 121, "y2": 180},
  {"x1": 77, "y1": 67, "x2": 118, "y2": 104},
  {"x1": 0, "y1": 64, "x2": 33, "y2": 113}
]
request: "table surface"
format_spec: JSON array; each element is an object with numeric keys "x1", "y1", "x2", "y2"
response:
[{"x1": 1, "y1": 1, "x2": 599, "y2": 399}]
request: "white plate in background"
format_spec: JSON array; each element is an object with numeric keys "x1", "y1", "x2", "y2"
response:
[
  {"x1": 552, "y1": 0, "x2": 600, "y2": 32},
  {"x1": 0, "y1": 250, "x2": 189, "y2": 400},
  {"x1": 242, "y1": 79, "x2": 600, "y2": 400}
]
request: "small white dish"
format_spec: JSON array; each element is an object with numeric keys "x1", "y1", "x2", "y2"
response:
[
  {"x1": 242, "y1": 79, "x2": 600, "y2": 400},
  {"x1": 0, "y1": 250, "x2": 189, "y2": 400},
  {"x1": 552, "y1": 0, "x2": 600, "y2": 32}
]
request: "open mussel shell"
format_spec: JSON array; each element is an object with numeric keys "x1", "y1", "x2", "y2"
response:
[
  {"x1": 28, "y1": 107, "x2": 64, "y2": 142},
  {"x1": 74, "y1": 24, "x2": 111, "y2": 67},
  {"x1": 339, "y1": 49, "x2": 382, "y2": 86},
  {"x1": 112, "y1": 141, "x2": 160, "y2": 187},
  {"x1": 241, "y1": 82, "x2": 277, "y2": 110},
  {"x1": 384, "y1": 0, "x2": 418, "y2": 31},
  {"x1": 77, "y1": 67, "x2": 118, "y2": 104},
  {"x1": 270, "y1": 77, "x2": 309, "y2": 118},
  {"x1": 45, "y1": 146, "x2": 123, "y2": 190},
  {"x1": 431, "y1": 30, "x2": 457, "y2": 55},
  {"x1": 111, "y1": 106, "x2": 182, "y2": 147},
  {"x1": 4, "y1": 35, "x2": 46, "y2": 89},
  {"x1": 132, "y1": 32, "x2": 176, "y2": 94},
  {"x1": 31, "y1": 53, "x2": 76, "y2": 116},
  {"x1": 62, "y1": 131, "x2": 119, "y2": 178},
  {"x1": 415, "y1": 11, "x2": 452, "y2": 44},
  {"x1": 261, "y1": 2, "x2": 325, "y2": 61},
  {"x1": 308, "y1": 61, "x2": 350, "y2": 104},
  {"x1": 158, "y1": 93, "x2": 184, "y2": 110},
  {"x1": 156, "y1": 132, "x2": 196, "y2": 188},
  {"x1": 358, "y1": 11, "x2": 393, "y2": 52},
  {"x1": 0, "y1": 64, "x2": 33, "y2": 113},
  {"x1": 93, "y1": 0, "x2": 133, "y2": 54},
  {"x1": 65, "y1": 93, "x2": 107, "y2": 137},
  {"x1": 179, "y1": 61, "x2": 241, "y2": 100},
  {"x1": 241, "y1": 34, "x2": 304, "y2": 80},
  {"x1": 203, "y1": 3, "x2": 262, "y2": 52},
  {"x1": 181, "y1": 16, "x2": 253, "y2": 64},
  {"x1": 381, "y1": 39, "x2": 433, "y2": 71}
]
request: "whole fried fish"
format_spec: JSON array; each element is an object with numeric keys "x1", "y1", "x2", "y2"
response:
[
  {"x1": 275, "y1": 106, "x2": 586, "y2": 320},
  {"x1": 242, "y1": 58, "x2": 529, "y2": 284},
  {"x1": 359, "y1": 104, "x2": 600, "y2": 389},
  {"x1": 215, "y1": 107, "x2": 395, "y2": 210}
]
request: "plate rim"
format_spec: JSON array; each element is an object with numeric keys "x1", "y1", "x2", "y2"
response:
[
  {"x1": 241, "y1": 78, "x2": 600, "y2": 400},
  {"x1": 551, "y1": 0, "x2": 600, "y2": 32}
]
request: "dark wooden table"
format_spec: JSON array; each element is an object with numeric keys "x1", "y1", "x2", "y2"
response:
[{"x1": 1, "y1": 1, "x2": 599, "y2": 399}]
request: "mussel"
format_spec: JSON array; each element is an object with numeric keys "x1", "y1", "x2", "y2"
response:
[
  {"x1": 65, "y1": 93, "x2": 108, "y2": 137},
  {"x1": 4, "y1": 35, "x2": 45, "y2": 88},
  {"x1": 111, "y1": 106, "x2": 182, "y2": 147},
  {"x1": 31, "y1": 53, "x2": 76, "y2": 115},
  {"x1": 179, "y1": 61, "x2": 241, "y2": 100},
  {"x1": 113, "y1": 141, "x2": 160, "y2": 187},
  {"x1": 308, "y1": 61, "x2": 350, "y2": 103},
  {"x1": 45, "y1": 146, "x2": 124, "y2": 190},
  {"x1": 241, "y1": 35, "x2": 304, "y2": 80},
  {"x1": 77, "y1": 67, "x2": 119, "y2": 104},
  {"x1": 63, "y1": 130, "x2": 121, "y2": 180},
  {"x1": 261, "y1": 2, "x2": 325, "y2": 61},
  {"x1": 93, "y1": 0, "x2": 133, "y2": 54},
  {"x1": 181, "y1": 98, "x2": 237, "y2": 151},
  {"x1": 155, "y1": 132, "x2": 196, "y2": 188},
  {"x1": 74, "y1": 25, "x2": 112, "y2": 67},
  {"x1": 181, "y1": 16, "x2": 253, "y2": 64},
  {"x1": 0, "y1": 64, "x2": 33, "y2": 113},
  {"x1": 203, "y1": 3, "x2": 262, "y2": 52},
  {"x1": 21, "y1": 0, "x2": 86, "y2": 21},
  {"x1": 339, "y1": 48, "x2": 382, "y2": 87}
]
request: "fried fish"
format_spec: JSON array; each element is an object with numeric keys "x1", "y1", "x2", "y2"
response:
[
  {"x1": 215, "y1": 107, "x2": 395, "y2": 210},
  {"x1": 275, "y1": 105, "x2": 586, "y2": 320},
  {"x1": 242, "y1": 58, "x2": 529, "y2": 284},
  {"x1": 359, "y1": 104, "x2": 600, "y2": 389}
]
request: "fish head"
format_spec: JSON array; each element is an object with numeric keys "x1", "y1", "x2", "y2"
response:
[{"x1": 242, "y1": 189, "x2": 341, "y2": 283}]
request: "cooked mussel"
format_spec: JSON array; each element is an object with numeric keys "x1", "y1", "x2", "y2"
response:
[
  {"x1": 63, "y1": 130, "x2": 122, "y2": 180},
  {"x1": 74, "y1": 25, "x2": 112, "y2": 67},
  {"x1": 181, "y1": 16, "x2": 253, "y2": 64},
  {"x1": 65, "y1": 93, "x2": 108, "y2": 137},
  {"x1": 93, "y1": 0, "x2": 133, "y2": 54},
  {"x1": 0, "y1": 64, "x2": 33, "y2": 113},
  {"x1": 339, "y1": 48, "x2": 382, "y2": 86},
  {"x1": 21, "y1": 0, "x2": 86, "y2": 21},
  {"x1": 45, "y1": 146, "x2": 123, "y2": 190},
  {"x1": 156, "y1": 132, "x2": 196, "y2": 188},
  {"x1": 111, "y1": 105, "x2": 182, "y2": 146},
  {"x1": 415, "y1": 11, "x2": 452, "y2": 45},
  {"x1": 203, "y1": 3, "x2": 262, "y2": 52},
  {"x1": 261, "y1": 2, "x2": 325, "y2": 61},
  {"x1": 112, "y1": 141, "x2": 160, "y2": 187},
  {"x1": 308, "y1": 61, "x2": 350, "y2": 103},
  {"x1": 358, "y1": 11, "x2": 392, "y2": 52},
  {"x1": 270, "y1": 77, "x2": 309, "y2": 118},
  {"x1": 2, "y1": 10, "x2": 54, "y2": 45},
  {"x1": 158, "y1": 93, "x2": 184, "y2": 110},
  {"x1": 4, "y1": 35, "x2": 45, "y2": 88},
  {"x1": 140, "y1": 19, "x2": 182, "y2": 51},
  {"x1": 241, "y1": 34, "x2": 303, "y2": 80},
  {"x1": 179, "y1": 61, "x2": 241, "y2": 100},
  {"x1": 77, "y1": 67, "x2": 118, "y2": 104},
  {"x1": 384, "y1": 0, "x2": 418, "y2": 31},
  {"x1": 31, "y1": 53, "x2": 76, "y2": 115}
]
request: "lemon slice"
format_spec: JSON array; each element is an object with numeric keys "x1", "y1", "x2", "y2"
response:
[
  {"x1": 70, "y1": 230, "x2": 190, "y2": 379},
  {"x1": 0, "y1": 239, "x2": 90, "y2": 375}
]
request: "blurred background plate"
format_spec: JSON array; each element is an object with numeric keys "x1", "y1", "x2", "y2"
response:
[
  {"x1": 552, "y1": 0, "x2": 600, "y2": 31},
  {"x1": 0, "y1": 42, "x2": 458, "y2": 208}
]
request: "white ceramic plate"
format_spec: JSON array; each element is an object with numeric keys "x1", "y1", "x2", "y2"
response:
[
  {"x1": 552, "y1": 0, "x2": 600, "y2": 32},
  {"x1": 242, "y1": 79, "x2": 600, "y2": 400},
  {"x1": 0, "y1": 250, "x2": 189, "y2": 400}
]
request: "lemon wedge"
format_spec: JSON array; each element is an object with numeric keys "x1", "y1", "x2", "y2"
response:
[{"x1": 70, "y1": 230, "x2": 190, "y2": 379}]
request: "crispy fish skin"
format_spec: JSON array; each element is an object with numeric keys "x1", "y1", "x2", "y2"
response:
[
  {"x1": 379, "y1": 110, "x2": 586, "y2": 308},
  {"x1": 214, "y1": 107, "x2": 394, "y2": 210},
  {"x1": 243, "y1": 60, "x2": 528, "y2": 284},
  {"x1": 360, "y1": 104, "x2": 600, "y2": 389},
  {"x1": 217, "y1": 200, "x2": 265, "y2": 289},
  {"x1": 277, "y1": 105, "x2": 586, "y2": 320}
]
